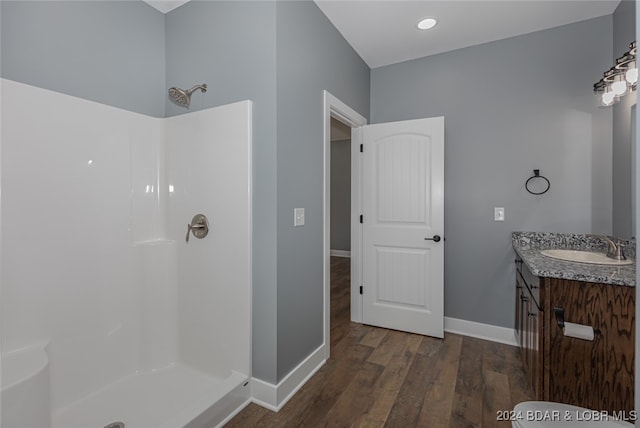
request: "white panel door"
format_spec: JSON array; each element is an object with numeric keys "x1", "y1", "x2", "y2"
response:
[{"x1": 359, "y1": 117, "x2": 444, "y2": 337}]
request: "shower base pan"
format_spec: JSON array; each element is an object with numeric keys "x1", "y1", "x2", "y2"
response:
[{"x1": 52, "y1": 364, "x2": 249, "y2": 428}]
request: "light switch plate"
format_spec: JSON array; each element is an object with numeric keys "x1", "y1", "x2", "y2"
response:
[
  {"x1": 294, "y1": 208, "x2": 305, "y2": 227},
  {"x1": 494, "y1": 207, "x2": 505, "y2": 221}
]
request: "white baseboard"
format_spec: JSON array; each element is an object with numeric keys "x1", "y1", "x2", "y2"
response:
[
  {"x1": 250, "y1": 378, "x2": 277, "y2": 411},
  {"x1": 251, "y1": 344, "x2": 326, "y2": 411},
  {"x1": 330, "y1": 249, "x2": 351, "y2": 258},
  {"x1": 444, "y1": 316, "x2": 517, "y2": 346}
]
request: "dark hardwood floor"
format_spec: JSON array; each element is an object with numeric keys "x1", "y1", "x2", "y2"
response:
[{"x1": 226, "y1": 257, "x2": 534, "y2": 427}]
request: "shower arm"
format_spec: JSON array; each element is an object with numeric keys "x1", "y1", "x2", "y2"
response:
[{"x1": 187, "y1": 84, "x2": 207, "y2": 95}]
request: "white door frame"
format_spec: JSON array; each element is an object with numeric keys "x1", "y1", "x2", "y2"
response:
[{"x1": 322, "y1": 90, "x2": 367, "y2": 360}]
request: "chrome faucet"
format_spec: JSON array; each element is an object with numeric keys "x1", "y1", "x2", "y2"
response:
[{"x1": 590, "y1": 235, "x2": 627, "y2": 260}]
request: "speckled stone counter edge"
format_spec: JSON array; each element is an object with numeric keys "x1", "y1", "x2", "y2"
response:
[
  {"x1": 512, "y1": 231, "x2": 636, "y2": 287},
  {"x1": 512, "y1": 231, "x2": 636, "y2": 258}
]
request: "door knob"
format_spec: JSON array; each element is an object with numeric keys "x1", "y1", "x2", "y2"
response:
[
  {"x1": 186, "y1": 214, "x2": 210, "y2": 243},
  {"x1": 424, "y1": 235, "x2": 441, "y2": 242}
]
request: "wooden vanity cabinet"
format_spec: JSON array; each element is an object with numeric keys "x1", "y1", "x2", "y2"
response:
[{"x1": 515, "y1": 256, "x2": 635, "y2": 414}]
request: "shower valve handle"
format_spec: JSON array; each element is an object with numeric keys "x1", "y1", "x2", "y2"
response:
[
  {"x1": 185, "y1": 223, "x2": 204, "y2": 243},
  {"x1": 185, "y1": 214, "x2": 210, "y2": 243}
]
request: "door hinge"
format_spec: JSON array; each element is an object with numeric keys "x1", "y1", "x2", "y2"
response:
[
  {"x1": 360, "y1": 144, "x2": 363, "y2": 152},
  {"x1": 359, "y1": 286, "x2": 363, "y2": 295},
  {"x1": 359, "y1": 214, "x2": 363, "y2": 224}
]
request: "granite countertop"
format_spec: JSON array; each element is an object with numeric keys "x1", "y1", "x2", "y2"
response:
[{"x1": 512, "y1": 231, "x2": 636, "y2": 287}]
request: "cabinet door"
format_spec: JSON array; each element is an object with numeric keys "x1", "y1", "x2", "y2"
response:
[
  {"x1": 525, "y1": 295, "x2": 541, "y2": 399},
  {"x1": 545, "y1": 278, "x2": 635, "y2": 413}
]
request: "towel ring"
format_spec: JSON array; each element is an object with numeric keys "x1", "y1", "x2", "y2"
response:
[{"x1": 526, "y1": 169, "x2": 550, "y2": 195}]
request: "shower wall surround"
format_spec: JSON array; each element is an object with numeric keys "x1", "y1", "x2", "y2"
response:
[
  {"x1": 1, "y1": 79, "x2": 252, "y2": 424},
  {"x1": 2, "y1": 79, "x2": 158, "y2": 409},
  {"x1": 165, "y1": 106, "x2": 252, "y2": 379}
]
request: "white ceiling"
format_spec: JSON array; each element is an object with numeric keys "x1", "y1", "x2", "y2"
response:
[
  {"x1": 143, "y1": 0, "x2": 620, "y2": 69},
  {"x1": 143, "y1": 0, "x2": 190, "y2": 14},
  {"x1": 314, "y1": 0, "x2": 620, "y2": 68}
]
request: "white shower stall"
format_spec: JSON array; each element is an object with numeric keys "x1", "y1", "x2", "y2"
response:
[{"x1": 0, "y1": 78, "x2": 252, "y2": 428}]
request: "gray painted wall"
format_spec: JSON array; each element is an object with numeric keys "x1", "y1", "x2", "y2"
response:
[
  {"x1": 370, "y1": 17, "x2": 613, "y2": 328},
  {"x1": 275, "y1": 1, "x2": 369, "y2": 380},
  {"x1": 331, "y1": 139, "x2": 352, "y2": 252},
  {"x1": 1, "y1": 1, "x2": 166, "y2": 117},
  {"x1": 612, "y1": 0, "x2": 637, "y2": 239},
  {"x1": 165, "y1": 0, "x2": 279, "y2": 384}
]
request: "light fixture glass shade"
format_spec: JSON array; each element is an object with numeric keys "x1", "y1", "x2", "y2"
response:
[
  {"x1": 612, "y1": 74, "x2": 627, "y2": 96},
  {"x1": 602, "y1": 87, "x2": 616, "y2": 105},
  {"x1": 625, "y1": 61, "x2": 638, "y2": 84}
]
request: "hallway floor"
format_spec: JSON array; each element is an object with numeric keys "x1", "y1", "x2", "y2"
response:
[{"x1": 225, "y1": 257, "x2": 534, "y2": 427}]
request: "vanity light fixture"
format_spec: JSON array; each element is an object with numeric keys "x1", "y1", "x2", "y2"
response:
[
  {"x1": 417, "y1": 17, "x2": 438, "y2": 30},
  {"x1": 594, "y1": 41, "x2": 637, "y2": 107}
]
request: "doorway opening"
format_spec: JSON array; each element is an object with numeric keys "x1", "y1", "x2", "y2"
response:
[
  {"x1": 322, "y1": 91, "x2": 367, "y2": 360},
  {"x1": 328, "y1": 117, "x2": 353, "y2": 354}
]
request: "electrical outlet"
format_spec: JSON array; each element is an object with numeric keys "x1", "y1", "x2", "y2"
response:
[
  {"x1": 294, "y1": 208, "x2": 305, "y2": 227},
  {"x1": 494, "y1": 207, "x2": 505, "y2": 221}
]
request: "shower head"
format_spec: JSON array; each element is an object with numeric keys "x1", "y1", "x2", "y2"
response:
[{"x1": 168, "y1": 84, "x2": 207, "y2": 108}]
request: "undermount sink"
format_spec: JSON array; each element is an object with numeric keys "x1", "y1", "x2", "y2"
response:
[{"x1": 540, "y1": 249, "x2": 634, "y2": 266}]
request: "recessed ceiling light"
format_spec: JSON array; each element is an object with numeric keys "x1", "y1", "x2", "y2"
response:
[{"x1": 417, "y1": 17, "x2": 438, "y2": 30}]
